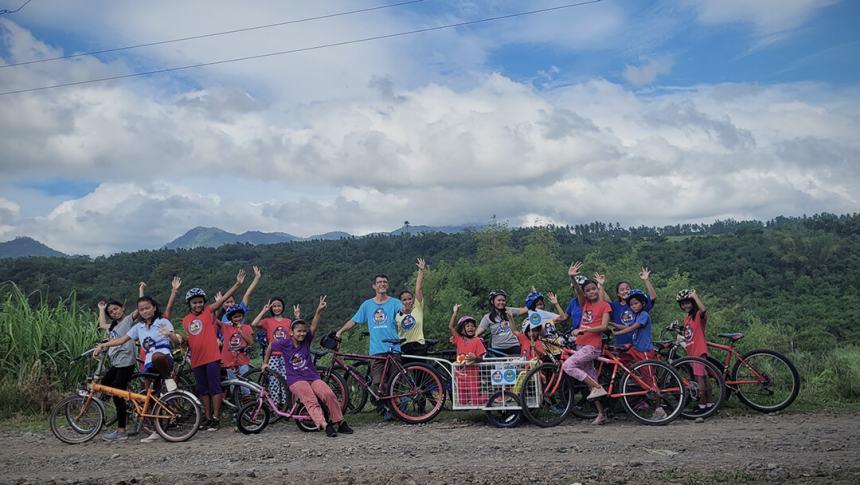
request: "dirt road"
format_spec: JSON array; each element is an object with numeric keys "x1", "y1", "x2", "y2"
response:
[{"x1": 2, "y1": 411, "x2": 858, "y2": 484}]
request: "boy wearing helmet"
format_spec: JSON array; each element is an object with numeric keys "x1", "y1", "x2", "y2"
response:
[
  {"x1": 448, "y1": 304, "x2": 487, "y2": 405},
  {"x1": 163, "y1": 269, "x2": 246, "y2": 431},
  {"x1": 221, "y1": 304, "x2": 255, "y2": 396}
]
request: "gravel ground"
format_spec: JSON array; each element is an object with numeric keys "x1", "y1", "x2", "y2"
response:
[{"x1": 2, "y1": 411, "x2": 858, "y2": 484}]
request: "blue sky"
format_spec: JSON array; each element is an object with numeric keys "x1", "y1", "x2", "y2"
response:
[{"x1": 0, "y1": 0, "x2": 858, "y2": 255}]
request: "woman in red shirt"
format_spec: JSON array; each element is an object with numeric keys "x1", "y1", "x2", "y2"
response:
[{"x1": 561, "y1": 262, "x2": 611, "y2": 425}]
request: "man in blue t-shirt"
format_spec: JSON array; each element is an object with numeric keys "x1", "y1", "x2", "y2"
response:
[{"x1": 336, "y1": 273, "x2": 403, "y2": 392}]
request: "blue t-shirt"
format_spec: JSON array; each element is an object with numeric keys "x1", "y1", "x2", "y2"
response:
[
  {"x1": 352, "y1": 297, "x2": 403, "y2": 355},
  {"x1": 126, "y1": 318, "x2": 173, "y2": 365},
  {"x1": 565, "y1": 298, "x2": 582, "y2": 331},
  {"x1": 610, "y1": 297, "x2": 655, "y2": 346},
  {"x1": 630, "y1": 311, "x2": 653, "y2": 352}
]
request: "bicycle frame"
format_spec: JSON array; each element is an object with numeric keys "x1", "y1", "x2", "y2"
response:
[
  {"x1": 597, "y1": 350, "x2": 681, "y2": 398},
  {"x1": 245, "y1": 384, "x2": 314, "y2": 422},
  {"x1": 324, "y1": 351, "x2": 411, "y2": 401},
  {"x1": 706, "y1": 341, "x2": 770, "y2": 388},
  {"x1": 86, "y1": 382, "x2": 176, "y2": 421}
]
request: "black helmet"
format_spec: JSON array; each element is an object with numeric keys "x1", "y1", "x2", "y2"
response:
[{"x1": 488, "y1": 289, "x2": 508, "y2": 303}]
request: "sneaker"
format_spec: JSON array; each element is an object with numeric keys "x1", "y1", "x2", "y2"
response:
[
  {"x1": 653, "y1": 407, "x2": 668, "y2": 420},
  {"x1": 382, "y1": 410, "x2": 394, "y2": 422},
  {"x1": 337, "y1": 421, "x2": 354, "y2": 435},
  {"x1": 164, "y1": 379, "x2": 178, "y2": 392},
  {"x1": 586, "y1": 387, "x2": 608, "y2": 401},
  {"x1": 140, "y1": 432, "x2": 160, "y2": 443},
  {"x1": 198, "y1": 418, "x2": 211, "y2": 430},
  {"x1": 101, "y1": 430, "x2": 128, "y2": 442},
  {"x1": 592, "y1": 414, "x2": 608, "y2": 425},
  {"x1": 207, "y1": 418, "x2": 220, "y2": 431},
  {"x1": 324, "y1": 423, "x2": 338, "y2": 437}
]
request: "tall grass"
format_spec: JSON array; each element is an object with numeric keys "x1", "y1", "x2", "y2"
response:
[{"x1": 0, "y1": 283, "x2": 102, "y2": 417}]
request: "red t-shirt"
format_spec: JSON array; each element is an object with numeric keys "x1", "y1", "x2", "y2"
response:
[
  {"x1": 684, "y1": 310, "x2": 708, "y2": 358},
  {"x1": 183, "y1": 305, "x2": 222, "y2": 368},
  {"x1": 221, "y1": 323, "x2": 252, "y2": 368},
  {"x1": 260, "y1": 317, "x2": 292, "y2": 356},
  {"x1": 576, "y1": 300, "x2": 611, "y2": 349},
  {"x1": 450, "y1": 334, "x2": 487, "y2": 361},
  {"x1": 516, "y1": 333, "x2": 545, "y2": 360}
]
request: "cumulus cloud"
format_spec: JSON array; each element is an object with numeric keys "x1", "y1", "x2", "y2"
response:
[{"x1": 623, "y1": 56, "x2": 674, "y2": 86}]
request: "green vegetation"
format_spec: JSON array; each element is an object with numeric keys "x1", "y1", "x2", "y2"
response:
[{"x1": 1, "y1": 213, "x2": 859, "y2": 417}]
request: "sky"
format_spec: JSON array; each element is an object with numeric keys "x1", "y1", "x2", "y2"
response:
[{"x1": 0, "y1": 0, "x2": 858, "y2": 255}]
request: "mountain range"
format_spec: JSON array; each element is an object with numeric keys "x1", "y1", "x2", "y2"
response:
[{"x1": 0, "y1": 237, "x2": 67, "y2": 259}]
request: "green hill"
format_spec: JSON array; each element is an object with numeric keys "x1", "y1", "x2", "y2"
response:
[{"x1": 0, "y1": 237, "x2": 66, "y2": 259}]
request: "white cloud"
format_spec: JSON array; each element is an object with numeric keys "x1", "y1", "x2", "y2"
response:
[
  {"x1": 687, "y1": 0, "x2": 839, "y2": 42},
  {"x1": 623, "y1": 56, "x2": 674, "y2": 86}
]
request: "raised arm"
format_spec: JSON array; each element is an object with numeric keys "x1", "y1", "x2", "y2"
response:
[
  {"x1": 568, "y1": 262, "x2": 586, "y2": 307},
  {"x1": 310, "y1": 295, "x2": 326, "y2": 335},
  {"x1": 242, "y1": 266, "x2": 262, "y2": 305},
  {"x1": 690, "y1": 288, "x2": 706, "y2": 314},
  {"x1": 138, "y1": 281, "x2": 146, "y2": 298},
  {"x1": 594, "y1": 273, "x2": 611, "y2": 302},
  {"x1": 640, "y1": 267, "x2": 657, "y2": 301},
  {"x1": 507, "y1": 309, "x2": 521, "y2": 336},
  {"x1": 546, "y1": 292, "x2": 566, "y2": 321},
  {"x1": 164, "y1": 276, "x2": 181, "y2": 320},
  {"x1": 97, "y1": 301, "x2": 110, "y2": 330},
  {"x1": 261, "y1": 342, "x2": 273, "y2": 371},
  {"x1": 94, "y1": 334, "x2": 132, "y2": 356},
  {"x1": 212, "y1": 269, "x2": 246, "y2": 313},
  {"x1": 250, "y1": 301, "x2": 272, "y2": 329},
  {"x1": 448, "y1": 304, "x2": 461, "y2": 338},
  {"x1": 415, "y1": 258, "x2": 426, "y2": 303}
]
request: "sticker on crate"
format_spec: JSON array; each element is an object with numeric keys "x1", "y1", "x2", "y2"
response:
[{"x1": 491, "y1": 367, "x2": 518, "y2": 385}]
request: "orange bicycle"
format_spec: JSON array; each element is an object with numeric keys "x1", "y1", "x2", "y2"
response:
[{"x1": 50, "y1": 347, "x2": 203, "y2": 444}]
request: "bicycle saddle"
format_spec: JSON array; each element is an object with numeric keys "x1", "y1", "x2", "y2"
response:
[{"x1": 717, "y1": 332, "x2": 745, "y2": 341}]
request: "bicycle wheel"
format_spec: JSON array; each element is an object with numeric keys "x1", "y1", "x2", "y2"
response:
[
  {"x1": 520, "y1": 363, "x2": 574, "y2": 427},
  {"x1": 294, "y1": 401, "x2": 330, "y2": 432},
  {"x1": 387, "y1": 363, "x2": 445, "y2": 424},
  {"x1": 569, "y1": 377, "x2": 599, "y2": 420},
  {"x1": 485, "y1": 390, "x2": 523, "y2": 428},
  {"x1": 322, "y1": 370, "x2": 348, "y2": 413},
  {"x1": 620, "y1": 360, "x2": 686, "y2": 426},
  {"x1": 732, "y1": 349, "x2": 800, "y2": 413},
  {"x1": 671, "y1": 356, "x2": 725, "y2": 419},
  {"x1": 229, "y1": 381, "x2": 261, "y2": 414},
  {"x1": 51, "y1": 395, "x2": 104, "y2": 444},
  {"x1": 337, "y1": 363, "x2": 369, "y2": 414},
  {"x1": 247, "y1": 367, "x2": 289, "y2": 424},
  {"x1": 153, "y1": 391, "x2": 202, "y2": 442},
  {"x1": 237, "y1": 401, "x2": 270, "y2": 434}
]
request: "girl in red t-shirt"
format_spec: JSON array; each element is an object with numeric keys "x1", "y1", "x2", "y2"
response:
[
  {"x1": 677, "y1": 288, "x2": 714, "y2": 410},
  {"x1": 448, "y1": 304, "x2": 487, "y2": 406},
  {"x1": 561, "y1": 262, "x2": 611, "y2": 425},
  {"x1": 250, "y1": 298, "x2": 295, "y2": 409}
]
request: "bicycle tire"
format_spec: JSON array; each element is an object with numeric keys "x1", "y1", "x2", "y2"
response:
[
  {"x1": 229, "y1": 381, "x2": 261, "y2": 415},
  {"x1": 153, "y1": 391, "x2": 202, "y2": 442},
  {"x1": 520, "y1": 363, "x2": 574, "y2": 427},
  {"x1": 671, "y1": 356, "x2": 726, "y2": 419},
  {"x1": 335, "y1": 363, "x2": 370, "y2": 414},
  {"x1": 732, "y1": 349, "x2": 800, "y2": 413},
  {"x1": 320, "y1": 370, "x2": 349, "y2": 413},
  {"x1": 620, "y1": 359, "x2": 686, "y2": 426},
  {"x1": 237, "y1": 400, "x2": 270, "y2": 434},
  {"x1": 51, "y1": 395, "x2": 104, "y2": 444},
  {"x1": 484, "y1": 390, "x2": 523, "y2": 428},
  {"x1": 245, "y1": 367, "x2": 289, "y2": 424},
  {"x1": 387, "y1": 363, "x2": 445, "y2": 424}
]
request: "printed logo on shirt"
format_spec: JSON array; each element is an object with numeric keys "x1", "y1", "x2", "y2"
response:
[
  {"x1": 529, "y1": 313, "x2": 542, "y2": 326},
  {"x1": 188, "y1": 319, "x2": 203, "y2": 336},
  {"x1": 228, "y1": 333, "x2": 243, "y2": 351},
  {"x1": 110, "y1": 329, "x2": 119, "y2": 339},
  {"x1": 273, "y1": 326, "x2": 287, "y2": 340},
  {"x1": 400, "y1": 314, "x2": 416, "y2": 330},
  {"x1": 581, "y1": 310, "x2": 594, "y2": 325},
  {"x1": 494, "y1": 321, "x2": 512, "y2": 335},
  {"x1": 372, "y1": 308, "x2": 388, "y2": 328},
  {"x1": 621, "y1": 310, "x2": 634, "y2": 324},
  {"x1": 142, "y1": 337, "x2": 155, "y2": 352},
  {"x1": 544, "y1": 322, "x2": 558, "y2": 338},
  {"x1": 290, "y1": 353, "x2": 306, "y2": 370},
  {"x1": 684, "y1": 324, "x2": 694, "y2": 342}
]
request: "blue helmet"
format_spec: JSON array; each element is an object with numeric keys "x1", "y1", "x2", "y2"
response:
[
  {"x1": 185, "y1": 287, "x2": 206, "y2": 303},
  {"x1": 524, "y1": 291, "x2": 544, "y2": 311},
  {"x1": 625, "y1": 289, "x2": 648, "y2": 305},
  {"x1": 224, "y1": 304, "x2": 246, "y2": 321}
]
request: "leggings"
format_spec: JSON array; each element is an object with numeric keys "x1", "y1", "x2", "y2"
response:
[
  {"x1": 267, "y1": 354, "x2": 289, "y2": 405},
  {"x1": 289, "y1": 379, "x2": 344, "y2": 428},
  {"x1": 562, "y1": 345, "x2": 601, "y2": 382},
  {"x1": 102, "y1": 365, "x2": 134, "y2": 428}
]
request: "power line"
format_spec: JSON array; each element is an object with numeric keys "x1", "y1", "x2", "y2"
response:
[
  {"x1": 1, "y1": 0, "x2": 425, "y2": 68},
  {"x1": 0, "y1": 0, "x2": 602, "y2": 97},
  {"x1": 0, "y1": 0, "x2": 32, "y2": 16}
]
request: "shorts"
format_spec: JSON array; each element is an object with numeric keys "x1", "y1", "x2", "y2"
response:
[{"x1": 192, "y1": 360, "x2": 223, "y2": 396}]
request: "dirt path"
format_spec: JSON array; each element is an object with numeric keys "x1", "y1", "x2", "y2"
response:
[{"x1": 2, "y1": 411, "x2": 858, "y2": 484}]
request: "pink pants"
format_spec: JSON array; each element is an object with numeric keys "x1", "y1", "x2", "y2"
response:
[
  {"x1": 562, "y1": 345, "x2": 601, "y2": 382},
  {"x1": 289, "y1": 379, "x2": 344, "y2": 428}
]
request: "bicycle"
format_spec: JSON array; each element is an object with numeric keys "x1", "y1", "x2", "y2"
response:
[
  {"x1": 662, "y1": 321, "x2": 799, "y2": 413},
  {"x1": 320, "y1": 334, "x2": 445, "y2": 424},
  {"x1": 51, "y1": 345, "x2": 203, "y2": 444},
  {"x1": 235, "y1": 368, "x2": 347, "y2": 434},
  {"x1": 240, "y1": 349, "x2": 331, "y2": 422},
  {"x1": 521, "y1": 342, "x2": 687, "y2": 426}
]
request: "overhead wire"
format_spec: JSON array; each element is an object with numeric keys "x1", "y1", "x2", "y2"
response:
[
  {"x1": 0, "y1": 0, "x2": 425, "y2": 68},
  {"x1": 0, "y1": 0, "x2": 32, "y2": 16},
  {"x1": 0, "y1": 0, "x2": 602, "y2": 97}
]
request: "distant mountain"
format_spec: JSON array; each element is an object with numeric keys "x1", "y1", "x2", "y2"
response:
[
  {"x1": 0, "y1": 237, "x2": 66, "y2": 259},
  {"x1": 164, "y1": 227, "x2": 300, "y2": 249},
  {"x1": 390, "y1": 224, "x2": 482, "y2": 235},
  {"x1": 306, "y1": 231, "x2": 352, "y2": 241}
]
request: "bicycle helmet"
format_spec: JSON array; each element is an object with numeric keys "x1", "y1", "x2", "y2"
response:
[
  {"x1": 224, "y1": 304, "x2": 245, "y2": 321},
  {"x1": 574, "y1": 275, "x2": 588, "y2": 286},
  {"x1": 185, "y1": 287, "x2": 206, "y2": 303},
  {"x1": 320, "y1": 332, "x2": 340, "y2": 350},
  {"x1": 524, "y1": 291, "x2": 544, "y2": 310},
  {"x1": 488, "y1": 289, "x2": 508, "y2": 303},
  {"x1": 625, "y1": 289, "x2": 648, "y2": 305},
  {"x1": 456, "y1": 315, "x2": 477, "y2": 335},
  {"x1": 676, "y1": 289, "x2": 693, "y2": 302}
]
